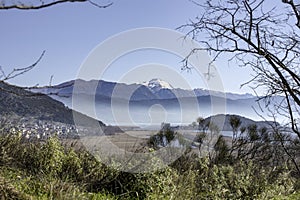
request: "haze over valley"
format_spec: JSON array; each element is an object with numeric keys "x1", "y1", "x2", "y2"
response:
[{"x1": 32, "y1": 78, "x2": 272, "y2": 127}]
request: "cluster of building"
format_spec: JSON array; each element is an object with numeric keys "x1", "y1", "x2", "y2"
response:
[{"x1": 1, "y1": 118, "x2": 80, "y2": 140}]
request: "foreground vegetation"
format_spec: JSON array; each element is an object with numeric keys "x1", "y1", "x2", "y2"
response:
[{"x1": 0, "y1": 126, "x2": 300, "y2": 200}]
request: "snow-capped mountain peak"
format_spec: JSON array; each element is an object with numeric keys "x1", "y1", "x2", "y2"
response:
[{"x1": 142, "y1": 78, "x2": 173, "y2": 91}]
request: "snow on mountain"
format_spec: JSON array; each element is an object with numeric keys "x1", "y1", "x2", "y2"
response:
[
  {"x1": 141, "y1": 79, "x2": 254, "y2": 100},
  {"x1": 142, "y1": 78, "x2": 174, "y2": 92}
]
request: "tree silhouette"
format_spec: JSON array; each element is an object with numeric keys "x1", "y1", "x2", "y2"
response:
[{"x1": 181, "y1": 0, "x2": 300, "y2": 140}]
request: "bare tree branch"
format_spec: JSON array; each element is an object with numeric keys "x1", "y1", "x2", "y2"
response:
[
  {"x1": 0, "y1": 0, "x2": 111, "y2": 96},
  {"x1": 282, "y1": 0, "x2": 300, "y2": 28},
  {"x1": 181, "y1": 0, "x2": 300, "y2": 172},
  {"x1": 0, "y1": 0, "x2": 112, "y2": 10},
  {"x1": 1, "y1": 50, "x2": 45, "y2": 81},
  {"x1": 0, "y1": 51, "x2": 73, "y2": 97}
]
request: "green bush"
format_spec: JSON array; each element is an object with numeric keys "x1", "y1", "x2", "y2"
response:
[
  {"x1": 194, "y1": 158, "x2": 295, "y2": 199},
  {"x1": 0, "y1": 132, "x2": 299, "y2": 199}
]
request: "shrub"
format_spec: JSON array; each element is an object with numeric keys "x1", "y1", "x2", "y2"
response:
[{"x1": 0, "y1": 132, "x2": 299, "y2": 199}]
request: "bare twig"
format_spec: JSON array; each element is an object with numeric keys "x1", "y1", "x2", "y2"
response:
[
  {"x1": 2, "y1": 51, "x2": 45, "y2": 81},
  {"x1": 0, "y1": 0, "x2": 112, "y2": 10},
  {"x1": 180, "y1": 0, "x2": 300, "y2": 173}
]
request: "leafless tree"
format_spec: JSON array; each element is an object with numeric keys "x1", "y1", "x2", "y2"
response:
[
  {"x1": 180, "y1": 0, "x2": 300, "y2": 174},
  {"x1": 180, "y1": 0, "x2": 300, "y2": 139}
]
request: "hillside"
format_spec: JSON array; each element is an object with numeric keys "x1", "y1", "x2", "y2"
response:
[
  {"x1": 202, "y1": 114, "x2": 278, "y2": 131},
  {"x1": 0, "y1": 81, "x2": 78, "y2": 124},
  {"x1": 0, "y1": 81, "x2": 122, "y2": 135}
]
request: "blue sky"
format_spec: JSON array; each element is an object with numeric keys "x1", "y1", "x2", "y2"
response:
[{"x1": 0, "y1": 0, "x2": 256, "y2": 94}]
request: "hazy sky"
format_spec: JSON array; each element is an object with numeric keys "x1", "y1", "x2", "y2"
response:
[{"x1": 0, "y1": 0, "x2": 259, "y2": 94}]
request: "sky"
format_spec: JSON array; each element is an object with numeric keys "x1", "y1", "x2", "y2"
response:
[{"x1": 0, "y1": 0, "x2": 259, "y2": 94}]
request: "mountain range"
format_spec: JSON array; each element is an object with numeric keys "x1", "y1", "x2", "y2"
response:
[
  {"x1": 31, "y1": 79, "x2": 267, "y2": 126},
  {"x1": 33, "y1": 78, "x2": 254, "y2": 101},
  {"x1": 0, "y1": 80, "x2": 279, "y2": 134}
]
